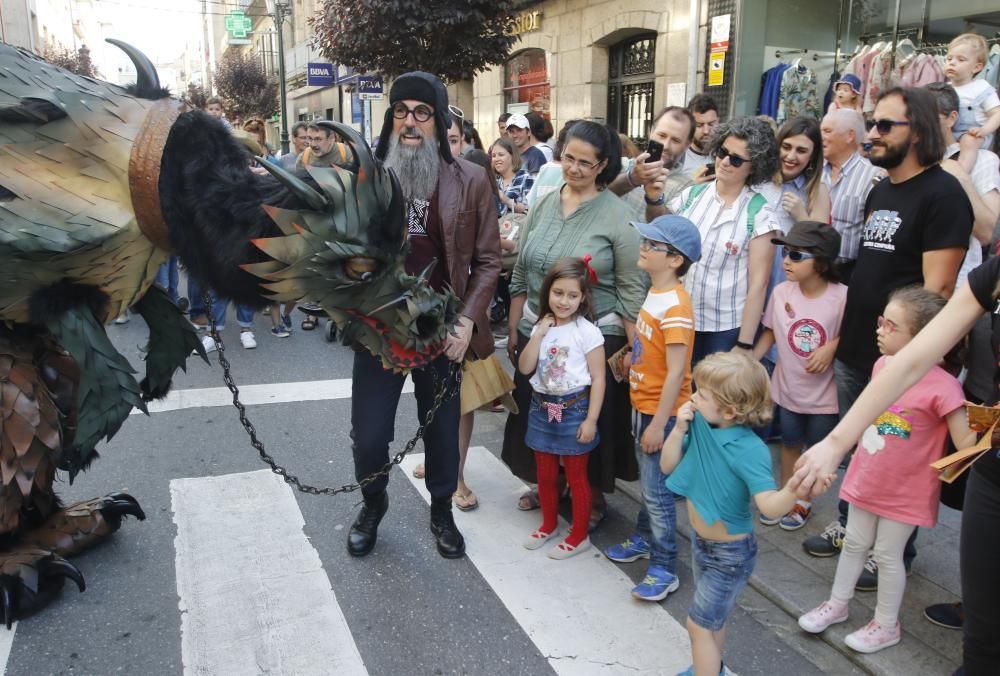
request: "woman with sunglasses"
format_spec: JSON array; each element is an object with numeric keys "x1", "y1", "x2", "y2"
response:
[
  {"x1": 502, "y1": 121, "x2": 646, "y2": 528},
  {"x1": 668, "y1": 116, "x2": 781, "y2": 363}
]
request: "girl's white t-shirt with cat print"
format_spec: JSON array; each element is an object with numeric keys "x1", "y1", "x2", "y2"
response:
[{"x1": 528, "y1": 316, "x2": 605, "y2": 395}]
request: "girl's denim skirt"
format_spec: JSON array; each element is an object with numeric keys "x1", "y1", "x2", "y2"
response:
[{"x1": 525, "y1": 387, "x2": 599, "y2": 456}]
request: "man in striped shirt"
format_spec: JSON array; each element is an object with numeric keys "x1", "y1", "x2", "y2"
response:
[{"x1": 821, "y1": 109, "x2": 883, "y2": 282}]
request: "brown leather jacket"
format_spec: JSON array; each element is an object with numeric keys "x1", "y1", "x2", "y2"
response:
[{"x1": 435, "y1": 157, "x2": 501, "y2": 360}]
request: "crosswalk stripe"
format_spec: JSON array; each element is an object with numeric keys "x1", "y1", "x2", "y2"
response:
[
  {"x1": 136, "y1": 378, "x2": 414, "y2": 415},
  {"x1": 0, "y1": 621, "x2": 15, "y2": 675},
  {"x1": 171, "y1": 470, "x2": 367, "y2": 675},
  {"x1": 401, "y1": 448, "x2": 692, "y2": 674}
]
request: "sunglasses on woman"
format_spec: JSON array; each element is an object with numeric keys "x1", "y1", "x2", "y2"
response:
[
  {"x1": 782, "y1": 249, "x2": 817, "y2": 262},
  {"x1": 715, "y1": 146, "x2": 751, "y2": 168},
  {"x1": 864, "y1": 118, "x2": 911, "y2": 135}
]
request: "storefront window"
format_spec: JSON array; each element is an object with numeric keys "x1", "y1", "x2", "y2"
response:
[{"x1": 504, "y1": 49, "x2": 550, "y2": 117}]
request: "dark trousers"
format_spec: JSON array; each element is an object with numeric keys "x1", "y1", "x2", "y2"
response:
[
  {"x1": 961, "y1": 467, "x2": 1000, "y2": 675},
  {"x1": 834, "y1": 359, "x2": 918, "y2": 567},
  {"x1": 350, "y1": 350, "x2": 460, "y2": 500}
]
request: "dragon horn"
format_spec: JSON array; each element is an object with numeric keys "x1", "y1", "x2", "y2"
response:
[
  {"x1": 254, "y1": 157, "x2": 329, "y2": 211},
  {"x1": 315, "y1": 120, "x2": 375, "y2": 177},
  {"x1": 104, "y1": 39, "x2": 161, "y2": 98}
]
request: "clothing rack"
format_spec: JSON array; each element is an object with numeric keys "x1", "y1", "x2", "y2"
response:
[
  {"x1": 774, "y1": 48, "x2": 835, "y2": 61},
  {"x1": 856, "y1": 27, "x2": 921, "y2": 46}
]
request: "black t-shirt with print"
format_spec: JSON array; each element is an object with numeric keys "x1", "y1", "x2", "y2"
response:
[
  {"x1": 967, "y1": 256, "x2": 1000, "y2": 487},
  {"x1": 836, "y1": 165, "x2": 973, "y2": 373}
]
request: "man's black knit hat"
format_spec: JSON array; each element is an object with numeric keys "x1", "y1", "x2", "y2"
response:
[{"x1": 375, "y1": 71, "x2": 454, "y2": 164}]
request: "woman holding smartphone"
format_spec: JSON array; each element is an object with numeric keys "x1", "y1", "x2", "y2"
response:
[{"x1": 668, "y1": 116, "x2": 781, "y2": 364}]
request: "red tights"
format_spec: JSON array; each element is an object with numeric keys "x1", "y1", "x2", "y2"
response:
[{"x1": 535, "y1": 451, "x2": 591, "y2": 547}]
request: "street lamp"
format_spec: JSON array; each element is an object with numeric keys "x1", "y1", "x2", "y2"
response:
[{"x1": 268, "y1": 0, "x2": 291, "y2": 156}]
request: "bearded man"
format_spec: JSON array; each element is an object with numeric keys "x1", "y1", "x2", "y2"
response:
[
  {"x1": 346, "y1": 72, "x2": 500, "y2": 560},
  {"x1": 801, "y1": 88, "x2": 973, "y2": 591}
]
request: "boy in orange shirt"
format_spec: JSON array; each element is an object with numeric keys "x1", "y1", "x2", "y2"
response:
[{"x1": 604, "y1": 215, "x2": 702, "y2": 602}]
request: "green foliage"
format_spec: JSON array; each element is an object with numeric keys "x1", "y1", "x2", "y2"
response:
[
  {"x1": 310, "y1": 0, "x2": 528, "y2": 83},
  {"x1": 213, "y1": 51, "x2": 279, "y2": 120}
]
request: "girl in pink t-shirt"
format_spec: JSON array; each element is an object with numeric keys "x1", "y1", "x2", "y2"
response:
[
  {"x1": 754, "y1": 222, "x2": 846, "y2": 531},
  {"x1": 798, "y1": 286, "x2": 975, "y2": 654}
]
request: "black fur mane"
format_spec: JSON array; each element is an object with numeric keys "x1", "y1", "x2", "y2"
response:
[{"x1": 159, "y1": 111, "x2": 307, "y2": 308}]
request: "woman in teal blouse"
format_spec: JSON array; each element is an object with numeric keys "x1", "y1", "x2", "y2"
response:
[{"x1": 501, "y1": 121, "x2": 647, "y2": 527}]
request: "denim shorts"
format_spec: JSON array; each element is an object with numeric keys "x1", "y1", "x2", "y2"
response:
[
  {"x1": 689, "y1": 533, "x2": 758, "y2": 631},
  {"x1": 777, "y1": 405, "x2": 838, "y2": 448},
  {"x1": 525, "y1": 388, "x2": 598, "y2": 456}
]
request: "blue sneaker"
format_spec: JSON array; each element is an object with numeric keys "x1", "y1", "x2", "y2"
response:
[
  {"x1": 676, "y1": 667, "x2": 694, "y2": 676},
  {"x1": 281, "y1": 314, "x2": 293, "y2": 330},
  {"x1": 631, "y1": 565, "x2": 679, "y2": 602},
  {"x1": 676, "y1": 665, "x2": 733, "y2": 676},
  {"x1": 604, "y1": 534, "x2": 650, "y2": 563}
]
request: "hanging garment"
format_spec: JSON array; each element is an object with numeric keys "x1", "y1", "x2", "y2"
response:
[
  {"x1": 979, "y1": 44, "x2": 1000, "y2": 88},
  {"x1": 759, "y1": 63, "x2": 791, "y2": 118},
  {"x1": 777, "y1": 61, "x2": 820, "y2": 122}
]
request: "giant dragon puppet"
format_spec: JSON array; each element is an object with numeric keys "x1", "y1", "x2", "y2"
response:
[{"x1": 0, "y1": 40, "x2": 458, "y2": 624}]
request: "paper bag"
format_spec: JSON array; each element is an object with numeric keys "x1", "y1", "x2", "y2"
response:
[{"x1": 461, "y1": 354, "x2": 519, "y2": 416}]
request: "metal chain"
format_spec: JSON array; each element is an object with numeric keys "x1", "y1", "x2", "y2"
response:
[{"x1": 201, "y1": 292, "x2": 460, "y2": 496}]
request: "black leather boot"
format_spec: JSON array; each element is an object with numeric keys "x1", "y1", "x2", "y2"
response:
[
  {"x1": 347, "y1": 491, "x2": 388, "y2": 557},
  {"x1": 430, "y1": 496, "x2": 466, "y2": 559}
]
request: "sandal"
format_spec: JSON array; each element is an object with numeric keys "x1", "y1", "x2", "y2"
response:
[
  {"x1": 547, "y1": 538, "x2": 592, "y2": 560},
  {"x1": 517, "y1": 488, "x2": 540, "y2": 511},
  {"x1": 412, "y1": 463, "x2": 425, "y2": 479},
  {"x1": 588, "y1": 504, "x2": 607, "y2": 533},
  {"x1": 301, "y1": 316, "x2": 318, "y2": 331},
  {"x1": 523, "y1": 528, "x2": 558, "y2": 550},
  {"x1": 453, "y1": 488, "x2": 479, "y2": 512}
]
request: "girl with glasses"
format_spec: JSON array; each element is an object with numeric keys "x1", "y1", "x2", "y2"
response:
[
  {"x1": 798, "y1": 285, "x2": 972, "y2": 654},
  {"x1": 752, "y1": 221, "x2": 845, "y2": 532}
]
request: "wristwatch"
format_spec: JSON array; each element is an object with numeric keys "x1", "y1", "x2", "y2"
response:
[
  {"x1": 735, "y1": 340, "x2": 754, "y2": 350},
  {"x1": 644, "y1": 192, "x2": 666, "y2": 206}
]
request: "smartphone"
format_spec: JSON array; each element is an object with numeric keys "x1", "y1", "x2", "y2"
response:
[
  {"x1": 703, "y1": 162, "x2": 716, "y2": 177},
  {"x1": 645, "y1": 139, "x2": 664, "y2": 163}
]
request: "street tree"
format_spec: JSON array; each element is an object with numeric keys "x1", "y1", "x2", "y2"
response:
[
  {"x1": 213, "y1": 51, "x2": 279, "y2": 120},
  {"x1": 43, "y1": 45, "x2": 98, "y2": 78},
  {"x1": 310, "y1": 0, "x2": 527, "y2": 83},
  {"x1": 183, "y1": 82, "x2": 210, "y2": 110}
]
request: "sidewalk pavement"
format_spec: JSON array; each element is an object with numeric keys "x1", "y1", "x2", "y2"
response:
[{"x1": 613, "y1": 443, "x2": 963, "y2": 676}]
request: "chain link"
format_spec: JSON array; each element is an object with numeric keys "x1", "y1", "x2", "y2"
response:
[{"x1": 201, "y1": 293, "x2": 460, "y2": 496}]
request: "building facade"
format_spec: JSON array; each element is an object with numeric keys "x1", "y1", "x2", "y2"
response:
[{"x1": 472, "y1": 0, "x2": 698, "y2": 147}]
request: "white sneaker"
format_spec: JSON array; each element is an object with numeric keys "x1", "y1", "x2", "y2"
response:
[
  {"x1": 240, "y1": 331, "x2": 257, "y2": 349},
  {"x1": 114, "y1": 312, "x2": 129, "y2": 324},
  {"x1": 200, "y1": 334, "x2": 217, "y2": 354}
]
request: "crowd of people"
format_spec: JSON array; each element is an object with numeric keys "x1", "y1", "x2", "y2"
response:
[{"x1": 138, "y1": 35, "x2": 1000, "y2": 674}]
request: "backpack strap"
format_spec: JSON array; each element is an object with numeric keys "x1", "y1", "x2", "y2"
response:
[
  {"x1": 681, "y1": 182, "x2": 710, "y2": 212},
  {"x1": 745, "y1": 192, "x2": 767, "y2": 237}
]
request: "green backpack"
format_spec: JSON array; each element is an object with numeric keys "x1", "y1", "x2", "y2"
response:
[{"x1": 681, "y1": 183, "x2": 768, "y2": 238}]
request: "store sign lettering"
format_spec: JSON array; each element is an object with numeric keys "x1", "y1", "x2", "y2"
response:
[{"x1": 510, "y1": 11, "x2": 542, "y2": 36}]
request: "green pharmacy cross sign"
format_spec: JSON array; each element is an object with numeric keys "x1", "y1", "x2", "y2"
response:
[{"x1": 225, "y1": 11, "x2": 252, "y2": 39}]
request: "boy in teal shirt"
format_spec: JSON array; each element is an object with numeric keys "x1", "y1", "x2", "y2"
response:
[{"x1": 660, "y1": 352, "x2": 822, "y2": 676}]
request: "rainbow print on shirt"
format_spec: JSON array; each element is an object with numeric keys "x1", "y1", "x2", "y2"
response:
[{"x1": 861, "y1": 406, "x2": 913, "y2": 455}]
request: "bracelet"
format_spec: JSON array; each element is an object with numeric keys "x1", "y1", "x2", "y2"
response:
[
  {"x1": 644, "y1": 192, "x2": 666, "y2": 206},
  {"x1": 626, "y1": 164, "x2": 641, "y2": 188},
  {"x1": 735, "y1": 340, "x2": 753, "y2": 350}
]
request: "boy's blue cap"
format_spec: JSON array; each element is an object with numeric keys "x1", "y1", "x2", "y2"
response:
[{"x1": 631, "y1": 215, "x2": 702, "y2": 262}]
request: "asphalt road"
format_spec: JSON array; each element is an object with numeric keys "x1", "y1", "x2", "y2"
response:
[{"x1": 1, "y1": 306, "x2": 862, "y2": 675}]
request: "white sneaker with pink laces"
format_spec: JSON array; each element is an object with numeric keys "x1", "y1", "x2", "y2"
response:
[
  {"x1": 844, "y1": 618, "x2": 901, "y2": 653},
  {"x1": 798, "y1": 599, "x2": 849, "y2": 633}
]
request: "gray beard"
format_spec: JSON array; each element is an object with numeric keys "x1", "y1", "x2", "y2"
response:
[{"x1": 384, "y1": 132, "x2": 440, "y2": 201}]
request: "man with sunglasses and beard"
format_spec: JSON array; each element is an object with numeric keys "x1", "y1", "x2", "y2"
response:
[
  {"x1": 346, "y1": 72, "x2": 500, "y2": 560},
  {"x1": 802, "y1": 87, "x2": 974, "y2": 589}
]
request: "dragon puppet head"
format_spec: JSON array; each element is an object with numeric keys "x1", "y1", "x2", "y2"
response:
[{"x1": 244, "y1": 122, "x2": 460, "y2": 372}]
